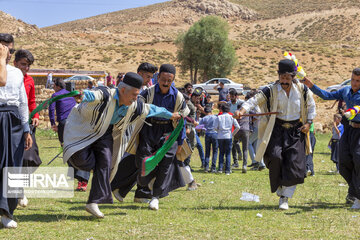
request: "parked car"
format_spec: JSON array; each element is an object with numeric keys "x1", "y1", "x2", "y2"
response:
[
  {"x1": 326, "y1": 79, "x2": 351, "y2": 92},
  {"x1": 193, "y1": 78, "x2": 243, "y2": 95},
  {"x1": 64, "y1": 75, "x2": 95, "y2": 82}
]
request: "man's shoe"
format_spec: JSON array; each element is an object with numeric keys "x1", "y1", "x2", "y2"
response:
[
  {"x1": 204, "y1": 167, "x2": 209, "y2": 173},
  {"x1": 18, "y1": 195, "x2": 28, "y2": 207},
  {"x1": 248, "y1": 162, "x2": 258, "y2": 168},
  {"x1": 232, "y1": 163, "x2": 239, "y2": 168},
  {"x1": 242, "y1": 167, "x2": 247, "y2": 173},
  {"x1": 279, "y1": 196, "x2": 289, "y2": 210},
  {"x1": 134, "y1": 198, "x2": 150, "y2": 203},
  {"x1": 80, "y1": 181, "x2": 88, "y2": 192},
  {"x1": 217, "y1": 170, "x2": 223, "y2": 174},
  {"x1": 351, "y1": 198, "x2": 360, "y2": 209},
  {"x1": 211, "y1": 169, "x2": 217, "y2": 173},
  {"x1": 306, "y1": 170, "x2": 312, "y2": 176},
  {"x1": 258, "y1": 166, "x2": 266, "y2": 171},
  {"x1": 113, "y1": 189, "x2": 124, "y2": 203},
  {"x1": 187, "y1": 180, "x2": 198, "y2": 191},
  {"x1": 346, "y1": 194, "x2": 356, "y2": 204},
  {"x1": 225, "y1": 172, "x2": 230, "y2": 175},
  {"x1": 85, "y1": 203, "x2": 104, "y2": 218},
  {"x1": 1, "y1": 216, "x2": 17, "y2": 228},
  {"x1": 149, "y1": 198, "x2": 159, "y2": 210}
]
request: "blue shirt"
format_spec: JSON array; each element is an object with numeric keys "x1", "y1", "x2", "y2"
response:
[
  {"x1": 141, "y1": 84, "x2": 187, "y2": 145},
  {"x1": 310, "y1": 85, "x2": 360, "y2": 122},
  {"x1": 49, "y1": 89, "x2": 76, "y2": 125},
  {"x1": 110, "y1": 88, "x2": 173, "y2": 124},
  {"x1": 199, "y1": 115, "x2": 218, "y2": 134},
  {"x1": 228, "y1": 99, "x2": 244, "y2": 114},
  {"x1": 332, "y1": 123, "x2": 344, "y2": 140},
  {"x1": 218, "y1": 87, "x2": 229, "y2": 102}
]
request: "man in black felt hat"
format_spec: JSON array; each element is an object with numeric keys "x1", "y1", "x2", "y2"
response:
[
  {"x1": 126, "y1": 64, "x2": 190, "y2": 210},
  {"x1": 237, "y1": 59, "x2": 316, "y2": 210},
  {"x1": 63, "y1": 72, "x2": 181, "y2": 218}
]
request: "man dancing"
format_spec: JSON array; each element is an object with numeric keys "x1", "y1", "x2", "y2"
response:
[
  {"x1": 238, "y1": 59, "x2": 316, "y2": 210},
  {"x1": 63, "y1": 72, "x2": 180, "y2": 218}
]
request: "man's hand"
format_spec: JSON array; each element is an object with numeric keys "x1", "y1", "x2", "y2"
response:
[
  {"x1": 51, "y1": 125, "x2": 58, "y2": 132},
  {"x1": 170, "y1": 112, "x2": 181, "y2": 120},
  {"x1": 0, "y1": 44, "x2": 8, "y2": 62},
  {"x1": 194, "y1": 121, "x2": 199, "y2": 127},
  {"x1": 299, "y1": 123, "x2": 311, "y2": 134},
  {"x1": 302, "y1": 77, "x2": 314, "y2": 88},
  {"x1": 24, "y1": 132, "x2": 33, "y2": 150},
  {"x1": 176, "y1": 145, "x2": 182, "y2": 155},
  {"x1": 32, "y1": 118, "x2": 39, "y2": 127},
  {"x1": 236, "y1": 108, "x2": 247, "y2": 119}
]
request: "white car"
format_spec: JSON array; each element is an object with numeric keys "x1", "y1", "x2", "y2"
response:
[
  {"x1": 64, "y1": 75, "x2": 95, "y2": 82},
  {"x1": 326, "y1": 79, "x2": 351, "y2": 92},
  {"x1": 193, "y1": 78, "x2": 243, "y2": 95}
]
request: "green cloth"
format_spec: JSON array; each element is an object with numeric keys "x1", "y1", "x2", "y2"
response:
[
  {"x1": 141, "y1": 118, "x2": 184, "y2": 176},
  {"x1": 29, "y1": 91, "x2": 80, "y2": 123},
  {"x1": 310, "y1": 122, "x2": 314, "y2": 132}
]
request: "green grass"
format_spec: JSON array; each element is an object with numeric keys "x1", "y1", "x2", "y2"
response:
[{"x1": 1, "y1": 131, "x2": 360, "y2": 239}]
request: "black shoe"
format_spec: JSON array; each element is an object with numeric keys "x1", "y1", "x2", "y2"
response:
[
  {"x1": 242, "y1": 168, "x2": 247, "y2": 173},
  {"x1": 232, "y1": 163, "x2": 239, "y2": 168},
  {"x1": 258, "y1": 166, "x2": 266, "y2": 171},
  {"x1": 346, "y1": 194, "x2": 356, "y2": 204},
  {"x1": 248, "y1": 162, "x2": 259, "y2": 168}
]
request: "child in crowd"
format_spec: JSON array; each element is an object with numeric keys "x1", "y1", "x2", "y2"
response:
[
  {"x1": 215, "y1": 103, "x2": 240, "y2": 175},
  {"x1": 329, "y1": 114, "x2": 344, "y2": 172},
  {"x1": 199, "y1": 104, "x2": 218, "y2": 173}
]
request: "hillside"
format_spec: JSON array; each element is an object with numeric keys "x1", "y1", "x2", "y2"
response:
[{"x1": 0, "y1": 10, "x2": 40, "y2": 36}]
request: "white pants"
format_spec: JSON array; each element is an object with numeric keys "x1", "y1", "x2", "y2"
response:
[
  {"x1": 179, "y1": 165, "x2": 194, "y2": 184},
  {"x1": 276, "y1": 185, "x2": 297, "y2": 198}
]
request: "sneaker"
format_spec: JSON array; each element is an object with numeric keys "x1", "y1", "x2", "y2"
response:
[
  {"x1": 76, "y1": 181, "x2": 82, "y2": 191},
  {"x1": 187, "y1": 180, "x2": 198, "y2": 191},
  {"x1": 258, "y1": 166, "x2": 266, "y2": 171},
  {"x1": 80, "y1": 181, "x2": 88, "y2": 192},
  {"x1": 85, "y1": 203, "x2": 104, "y2": 218},
  {"x1": 18, "y1": 195, "x2": 28, "y2": 208},
  {"x1": 211, "y1": 168, "x2": 217, "y2": 173},
  {"x1": 217, "y1": 170, "x2": 223, "y2": 174},
  {"x1": 134, "y1": 198, "x2": 150, "y2": 203},
  {"x1": 346, "y1": 194, "x2": 356, "y2": 204},
  {"x1": 1, "y1": 215, "x2": 17, "y2": 228},
  {"x1": 225, "y1": 172, "x2": 230, "y2": 175},
  {"x1": 149, "y1": 198, "x2": 159, "y2": 210},
  {"x1": 306, "y1": 170, "x2": 312, "y2": 176},
  {"x1": 204, "y1": 167, "x2": 209, "y2": 173},
  {"x1": 279, "y1": 196, "x2": 289, "y2": 210},
  {"x1": 113, "y1": 189, "x2": 124, "y2": 203},
  {"x1": 248, "y1": 162, "x2": 259, "y2": 168},
  {"x1": 351, "y1": 198, "x2": 360, "y2": 209},
  {"x1": 232, "y1": 163, "x2": 239, "y2": 168},
  {"x1": 242, "y1": 167, "x2": 247, "y2": 173}
]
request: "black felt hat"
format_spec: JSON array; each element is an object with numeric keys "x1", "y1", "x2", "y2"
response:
[
  {"x1": 159, "y1": 64, "x2": 176, "y2": 75},
  {"x1": 278, "y1": 59, "x2": 296, "y2": 75},
  {"x1": 123, "y1": 72, "x2": 143, "y2": 89}
]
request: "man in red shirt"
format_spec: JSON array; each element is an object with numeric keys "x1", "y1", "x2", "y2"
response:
[{"x1": 14, "y1": 49, "x2": 42, "y2": 207}]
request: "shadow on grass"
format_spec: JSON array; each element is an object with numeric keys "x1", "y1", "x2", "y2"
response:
[
  {"x1": 315, "y1": 152, "x2": 331, "y2": 156},
  {"x1": 16, "y1": 213, "x2": 105, "y2": 222},
  {"x1": 185, "y1": 201, "x2": 346, "y2": 213}
]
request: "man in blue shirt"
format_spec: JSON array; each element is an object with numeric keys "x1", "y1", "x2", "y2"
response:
[
  {"x1": 214, "y1": 81, "x2": 229, "y2": 102},
  {"x1": 303, "y1": 68, "x2": 360, "y2": 209},
  {"x1": 136, "y1": 64, "x2": 190, "y2": 210}
]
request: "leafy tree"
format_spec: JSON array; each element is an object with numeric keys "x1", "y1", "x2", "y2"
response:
[{"x1": 176, "y1": 16, "x2": 237, "y2": 83}]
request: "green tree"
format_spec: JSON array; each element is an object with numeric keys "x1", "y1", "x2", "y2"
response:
[{"x1": 176, "y1": 16, "x2": 237, "y2": 83}]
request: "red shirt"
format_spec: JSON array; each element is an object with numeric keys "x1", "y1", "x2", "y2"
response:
[{"x1": 24, "y1": 74, "x2": 39, "y2": 119}]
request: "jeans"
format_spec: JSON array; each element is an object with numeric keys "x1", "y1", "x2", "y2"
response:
[
  {"x1": 218, "y1": 138, "x2": 232, "y2": 173},
  {"x1": 249, "y1": 127, "x2": 265, "y2": 167},
  {"x1": 233, "y1": 130, "x2": 250, "y2": 167},
  {"x1": 305, "y1": 132, "x2": 316, "y2": 175},
  {"x1": 204, "y1": 133, "x2": 218, "y2": 170},
  {"x1": 196, "y1": 132, "x2": 205, "y2": 165}
]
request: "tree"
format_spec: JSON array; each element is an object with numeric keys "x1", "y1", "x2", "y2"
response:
[{"x1": 176, "y1": 16, "x2": 237, "y2": 83}]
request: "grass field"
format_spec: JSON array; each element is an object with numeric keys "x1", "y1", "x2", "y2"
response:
[{"x1": 1, "y1": 130, "x2": 359, "y2": 239}]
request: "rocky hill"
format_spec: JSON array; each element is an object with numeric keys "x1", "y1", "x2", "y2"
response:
[{"x1": 0, "y1": 10, "x2": 40, "y2": 36}]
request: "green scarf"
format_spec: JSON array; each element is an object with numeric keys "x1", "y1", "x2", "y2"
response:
[{"x1": 141, "y1": 118, "x2": 184, "y2": 176}]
